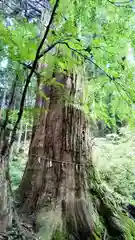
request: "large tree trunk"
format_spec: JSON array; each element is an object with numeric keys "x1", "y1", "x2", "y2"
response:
[
  {"x1": 17, "y1": 72, "x2": 125, "y2": 240},
  {"x1": 17, "y1": 73, "x2": 93, "y2": 235}
]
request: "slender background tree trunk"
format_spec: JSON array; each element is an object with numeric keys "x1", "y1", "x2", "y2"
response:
[{"x1": 16, "y1": 120, "x2": 23, "y2": 154}]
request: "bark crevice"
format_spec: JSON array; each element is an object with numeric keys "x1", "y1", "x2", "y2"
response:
[{"x1": 16, "y1": 72, "x2": 126, "y2": 240}]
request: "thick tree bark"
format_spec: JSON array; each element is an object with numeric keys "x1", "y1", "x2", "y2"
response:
[
  {"x1": 17, "y1": 72, "x2": 126, "y2": 240},
  {"x1": 17, "y1": 73, "x2": 94, "y2": 237}
]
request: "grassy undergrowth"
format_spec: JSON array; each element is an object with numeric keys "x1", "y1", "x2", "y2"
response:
[
  {"x1": 9, "y1": 141, "x2": 28, "y2": 190},
  {"x1": 93, "y1": 127, "x2": 135, "y2": 204}
]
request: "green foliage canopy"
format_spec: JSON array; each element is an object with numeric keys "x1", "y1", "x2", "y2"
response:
[{"x1": 1, "y1": 0, "x2": 135, "y2": 127}]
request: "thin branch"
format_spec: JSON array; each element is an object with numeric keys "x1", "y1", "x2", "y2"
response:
[
  {"x1": 9, "y1": 0, "x2": 60, "y2": 148},
  {"x1": 40, "y1": 40, "x2": 135, "y2": 105},
  {"x1": 114, "y1": 79, "x2": 134, "y2": 102},
  {"x1": 35, "y1": 0, "x2": 60, "y2": 60},
  {"x1": 20, "y1": 62, "x2": 40, "y2": 76},
  {"x1": 40, "y1": 40, "x2": 127, "y2": 102},
  {"x1": 49, "y1": 41, "x2": 114, "y2": 81},
  {"x1": 39, "y1": 39, "x2": 113, "y2": 68},
  {"x1": 38, "y1": 38, "x2": 72, "y2": 59}
]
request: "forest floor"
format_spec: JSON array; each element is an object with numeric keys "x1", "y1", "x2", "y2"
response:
[
  {"x1": 10, "y1": 126, "x2": 135, "y2": 204},
  {"x1": 93, "y1": 127, "x2": 135, "y2": 204}
]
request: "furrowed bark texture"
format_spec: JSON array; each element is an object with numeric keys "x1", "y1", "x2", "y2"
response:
[
  {"x1": 18, "y1": 73, "x2": 94, "y2": 239},
  {"x1": 17, "y1": 72, "x2": 126, "y2": 240}
]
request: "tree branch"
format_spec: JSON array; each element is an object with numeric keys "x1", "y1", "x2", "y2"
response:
[
  {"x1": 9, "y1": 0, "x2": 60, "y2": 148},
  {"x1": 38, "y1": 38, "x2": 72, "y2": 59},
  {"x1": 35, "y1": 0, "x2": 60, "y2": 60},
  {"x1": 39, "y1": 39, "x2": 135, "y2": 105},
  {"x1": 39, "y1": 40, "x2": 114, "y2": 81},
  {"x1": 20, "y1": 62, "x2": 40, "y2": 76},
  {"x1": 25, "y1": 37, "x2": 133, "y2": 106},
  {"x1": 64, "y1": 43, "x2": 135, "y2": 103}
]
